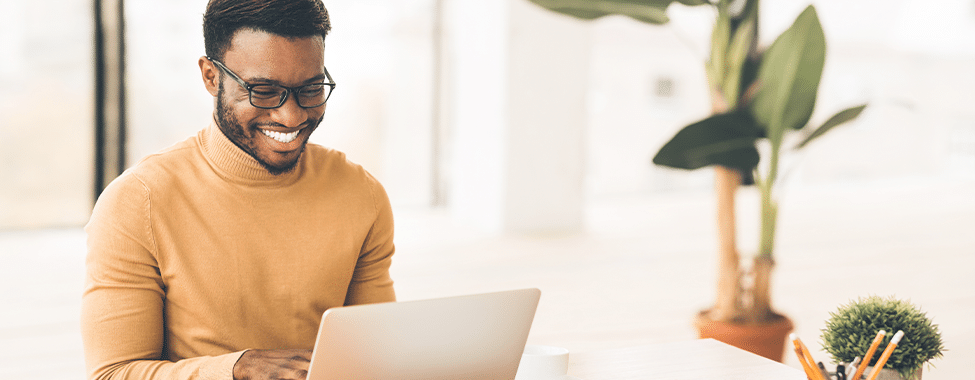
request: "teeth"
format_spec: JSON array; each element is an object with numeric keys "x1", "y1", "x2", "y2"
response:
[{"x1": 262, "y1": 129, "x2": 300, "y2": 143}]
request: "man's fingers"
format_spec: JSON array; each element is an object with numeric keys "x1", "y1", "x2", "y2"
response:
[
  {"x1": 292, "y1": 349, "x2": 312, "y2": 361},
  {"x1": 233, "y1": 348, "x2": 314, "y2": 380},
  {"x1": 286, "y1": 349, "x2": 312, "y2": 365}
]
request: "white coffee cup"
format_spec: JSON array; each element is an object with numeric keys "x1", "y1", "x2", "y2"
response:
[{"x1": 514, "y1": 345, "x2": 570, "y2": 380}]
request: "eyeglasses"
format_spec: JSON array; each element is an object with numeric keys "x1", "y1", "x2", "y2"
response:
[{"x1": 207, "y1": 57, "x2": 335, "y2": 109}]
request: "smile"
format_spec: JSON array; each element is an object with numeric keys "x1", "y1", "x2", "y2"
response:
[{"x1": 262, "y1": 129, "x2": 301, "y2": 143}]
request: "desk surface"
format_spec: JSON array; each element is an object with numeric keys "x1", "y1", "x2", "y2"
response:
[{"x1": 567, "y1": 339, "x2": 807, "y2": 380}]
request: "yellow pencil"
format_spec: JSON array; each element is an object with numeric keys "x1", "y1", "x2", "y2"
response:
[
  {"x1": 791, "y1": 334, "x2": 827, "y2": 380},
  {"x1": 793, "y1": 347, "x2": 816, "y2": 379},
  {"x1": 851, "y1": 330, "x2": 886, "y2": 380},
  {"x1": 865, "y1": 331, "x2": 905, "y2": 380},
  {"x1": 790, "y1": 334, "x2": 817, "y2": 380}
]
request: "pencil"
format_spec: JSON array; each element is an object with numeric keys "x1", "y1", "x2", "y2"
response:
[
  {"x1": 791, "y1": 334, "x2": 818, "y2": 379},
  {"x1": 793, "y1": 346, "x2": 817, "y2": 379},
  {"x1": 792, "y1": 334, "x2": 828, "y2": 380},
  {"x1": 793, "y1": 347, "x2": 817, "y2": 379},
  {"x1": 865, "y1": 331, "x2": 905, "y2": 380},
  {"x1": 851, "y1": 330, "x2": 886, "y2": 380}
]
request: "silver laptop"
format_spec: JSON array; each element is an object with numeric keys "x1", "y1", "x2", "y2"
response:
[{"x1": 306, "y1": 288, "x2": 541, "y2": 380}]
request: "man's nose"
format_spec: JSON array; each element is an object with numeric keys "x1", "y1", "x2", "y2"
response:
[{"x1": 270, "y1": 92, "x2": 307, "y2": 128}]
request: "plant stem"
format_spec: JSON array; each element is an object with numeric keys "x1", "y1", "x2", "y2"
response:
[
  {"x1": 759, "y1": 141, "x2": 780, "y2": 258},
  {"x1": 759, "y1": 186, "x2": 777, "y2": 257},
  {"x1": 708, "y1": 56, "x2": 742, "y2": 321},
  {"x1": 712, "y1": 166, "x2": 743, "y2": 321},
  {"x1": 750, "y1": 135, "x2": 780, "y2": 321},
  {"x1": 750, "y1": 255, "x2": 774, "y2": 320}
]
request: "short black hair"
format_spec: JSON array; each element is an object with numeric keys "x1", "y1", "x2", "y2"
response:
[{"x1": 203, "y1": 0, "x2": 331, "y2": 61}]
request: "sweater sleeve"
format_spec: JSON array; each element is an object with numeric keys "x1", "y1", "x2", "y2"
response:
[
  {"x1": 82, "y1": 174, "x2": 244, "y2": 380},
  {"x1": 344, "y1": 177, "x2": 396, "y2": 306}
]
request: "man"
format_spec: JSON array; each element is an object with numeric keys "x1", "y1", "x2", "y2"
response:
[{"x1": 81, "y1": 1, "x2": 396, "y2": 379}]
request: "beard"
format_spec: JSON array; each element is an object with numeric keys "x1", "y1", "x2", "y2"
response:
[{"x1": 214, "y1": 82, "x2": 323, "y2": 176}]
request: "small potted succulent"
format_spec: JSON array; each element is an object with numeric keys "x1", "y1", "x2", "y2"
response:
[{"x1": 821, "y1": 296, "x2": 945, "y2": 380}]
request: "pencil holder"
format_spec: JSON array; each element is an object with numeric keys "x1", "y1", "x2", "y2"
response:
[
  {"x1": 820, "y1": 296, "x2": 943, "y2": 380},
  {"x1": 827, "y1": 364, "x2": 922, "y2": 380},
  {"x1": 854, "y1": 366, "x2": 921, "y2": 380}
]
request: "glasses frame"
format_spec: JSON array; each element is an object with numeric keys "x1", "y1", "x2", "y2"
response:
[{"x1": 207, "y1": 56, "x2": 336, "y2": 109}]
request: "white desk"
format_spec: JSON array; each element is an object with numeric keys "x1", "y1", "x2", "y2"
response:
[{"x1": 567, "y1": 339, "x2": 807, "y2": 380}]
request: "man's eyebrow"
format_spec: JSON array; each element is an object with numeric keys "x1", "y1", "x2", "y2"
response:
[
  {"x1": 304, "y1": 73, "x2": 328, "y2": 83},
  {"x1": 246, "y1": 73, "x2": 328, "y2": 85}
]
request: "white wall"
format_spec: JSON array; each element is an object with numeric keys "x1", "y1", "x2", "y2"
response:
[
  {"x1": 0, "y1": 1, "x2": 94, "y2": 229},
  {"x1": 124, "y1": 0, "x2": 213, "y2": 168},
  {"x1": 3, "y1": 0, "x2": 973, "y2": 230},
  {"x1": 444, "y1": 0, "x2": 590, "y2": 234}
]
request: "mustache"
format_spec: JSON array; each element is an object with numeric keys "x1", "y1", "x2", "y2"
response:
[{"x1": 252, "y1": 115, "x2": 324, "y2": 131}]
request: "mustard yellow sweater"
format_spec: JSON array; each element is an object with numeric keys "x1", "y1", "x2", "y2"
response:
[{"x1": 82, "y1": 122, "x2": 396, "y2": 380}]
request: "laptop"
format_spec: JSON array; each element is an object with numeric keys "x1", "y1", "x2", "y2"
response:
[{"x1": 306, "y1": 288, "x2": 542, "y2": 380}]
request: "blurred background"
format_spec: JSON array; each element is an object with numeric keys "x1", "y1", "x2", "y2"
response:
[{"x1": 1, "y1": 0, "x2": 973, "y2": 379}]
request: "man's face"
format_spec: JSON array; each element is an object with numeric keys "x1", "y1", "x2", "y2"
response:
[{"x1": 210, "y1": 29, "x2": 327, "y2": 175}]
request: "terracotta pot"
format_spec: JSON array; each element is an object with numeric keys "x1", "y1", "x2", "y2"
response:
[{"x1": 694, "y1": 311, "x2": 794, "y2": 362}]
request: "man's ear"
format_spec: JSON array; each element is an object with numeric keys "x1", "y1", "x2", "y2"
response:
[{"x1": 199, "y1": 56, "x2": 220, "y2": 96}]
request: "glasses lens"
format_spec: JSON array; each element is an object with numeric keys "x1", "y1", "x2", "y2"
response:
[
  {"x1": 297, "y1": 84, "x2": 331, "y2": 108},
  {"x1": 249, "y1": 85, "x2": 287, "y2": 108}
]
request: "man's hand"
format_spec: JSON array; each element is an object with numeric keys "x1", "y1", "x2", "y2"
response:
[{"x1": 233, "y1": 349, "x2": 313, "y2": 380}]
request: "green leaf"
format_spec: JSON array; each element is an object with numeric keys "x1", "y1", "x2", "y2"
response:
[
  {"x1": 795, "y1": 104, "x2": 867, "y2": 149},
  {"x1": 722, "y1": 16, "x2": 755, "y2": 108},
  {"x1": 526, "y1": 0, "x2": 696, "y2": 24},
  {"x1": 707, "y1": 7, "x2": 731, "y2": 91},
  {"x1": 738, "y1": 55, "x2": 761, "y2": 104},
  {"x1": 652, "y1": 112, "x2": 762, "y2": 172},
  {"x1": 748, "y1": 5, "x2": 826, "y2": 144}
]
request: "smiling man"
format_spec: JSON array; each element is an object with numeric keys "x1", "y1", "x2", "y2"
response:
[{"x1": 81, "y1": 1, "x2": 396, "y2": 380}]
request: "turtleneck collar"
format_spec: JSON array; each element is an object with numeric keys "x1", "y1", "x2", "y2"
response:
[{"x1": 198, "y1": 120, "x2": 303, "y2": 186}]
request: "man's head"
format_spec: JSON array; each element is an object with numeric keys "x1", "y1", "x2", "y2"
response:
[
  {"x1": 200, "y1": 0, "x2": 332, "y2": 175},
  {"x1": 203, "y1": 0, "x2": 331, "y2": 62}
]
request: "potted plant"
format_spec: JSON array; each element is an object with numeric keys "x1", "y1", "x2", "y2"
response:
[
  {"x1": 821, "y1": 296, "x2": 945, "y2": 380},
  {"x1": 526, "y1": 0, "x2": 868, "y2": 361}
]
